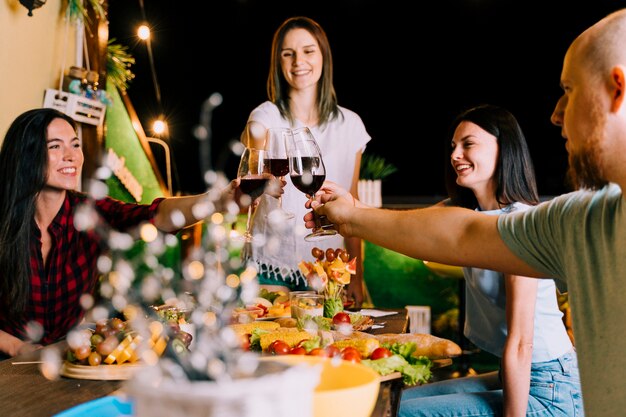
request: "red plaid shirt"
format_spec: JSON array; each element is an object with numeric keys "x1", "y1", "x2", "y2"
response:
[{"x1": 0, "y1": 191, "x2": 163, "y2": 344}]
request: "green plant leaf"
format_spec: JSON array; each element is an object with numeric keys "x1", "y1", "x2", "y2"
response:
[
  {"x1": 106, "y1": 39, "x2": 136, "y2": 91},
  {"x1": 359, "y1": 153, "x2": 398, "y2": 180}
]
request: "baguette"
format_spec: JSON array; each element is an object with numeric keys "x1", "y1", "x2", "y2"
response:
[{"x1": 375, "y1": 333, "x2": 461, "y2": 359}]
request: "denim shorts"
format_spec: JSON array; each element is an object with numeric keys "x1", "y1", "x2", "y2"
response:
[{"x1": 399, "y1": 349, "x2": 584, "y2": 416}]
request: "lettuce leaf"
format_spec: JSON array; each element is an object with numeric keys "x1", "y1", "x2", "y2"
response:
[
  {"x1": 362, "y1": 354, "x2": 432, "y2": 386},
  {"x1": 249, "y1": 328, "x2": 270, "y2": 351}
]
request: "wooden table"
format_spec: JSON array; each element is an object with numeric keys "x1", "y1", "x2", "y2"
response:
[{"x1": 0, "y1": 308, "x2": 408, "y2": 417}]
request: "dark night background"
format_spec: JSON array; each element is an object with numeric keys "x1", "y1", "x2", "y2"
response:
[{"x1": 107, "y1": 0, "x2": 625, "y2": 200}]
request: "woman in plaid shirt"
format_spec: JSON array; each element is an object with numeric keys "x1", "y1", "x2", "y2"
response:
[{"x1": 0, "y1": 108, "x2": 266, "y2": 357}]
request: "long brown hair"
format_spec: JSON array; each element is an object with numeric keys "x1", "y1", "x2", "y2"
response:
[
  {"x1": 0, "y1": 108, "x2": 76, "y2": 318},
  {"x1": 267, "y1": 16, "x2": 340, "y2": 127}
]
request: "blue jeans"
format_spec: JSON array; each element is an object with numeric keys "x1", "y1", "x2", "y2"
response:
[{"x1": 399, "y1": 350, "x2": 584, "y2": 416}]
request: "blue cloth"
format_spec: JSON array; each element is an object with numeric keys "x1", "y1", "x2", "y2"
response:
[{"x1": 399, "y1": 350, "x2": 584, "y2": 416}]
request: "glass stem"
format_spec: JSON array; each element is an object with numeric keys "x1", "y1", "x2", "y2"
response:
[
  {"x1": 245, "y1": 204, "x2": 253, "y2": 238},
  {"x1": 311, "y1": 198, "x2": 322, "y2": 232}
]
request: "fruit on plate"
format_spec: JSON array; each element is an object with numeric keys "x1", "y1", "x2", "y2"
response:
[{"x1": 66, "y1": 317, "x2": 193, "y2": 366}]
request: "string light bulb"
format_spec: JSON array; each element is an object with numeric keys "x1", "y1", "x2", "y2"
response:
[
  {"x1": 152, "y1": 118, "x2": 167, "y2": 136},
  {"x1": 137, "y1": 24, "x2": 150, "y2": 40}
]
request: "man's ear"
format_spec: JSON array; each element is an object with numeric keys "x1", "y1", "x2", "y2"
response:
[{"x1": 610, "y1": 66, "x2": 625, "y2": 112}]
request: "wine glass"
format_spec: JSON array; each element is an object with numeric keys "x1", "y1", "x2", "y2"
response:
[
  {"x1": 236, "y1": 147, "x2": 271, "y2": 243},
  {"x1": 264, "y1": 127, "x2": 294, "y2": 220},
  {"x1": 286, "y1": 126, "x2": 337, "y2": 241}
]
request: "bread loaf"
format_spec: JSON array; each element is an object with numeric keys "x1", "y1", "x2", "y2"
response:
[
  {"x1": 375, "y1": 333, "x2": 461, "y2": 359},
  {"x1": 273, "y1": 317, "x2": 298, "y2": 328}
]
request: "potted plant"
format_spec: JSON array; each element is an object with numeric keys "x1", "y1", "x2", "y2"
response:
[{"x1": 358, "y1": 153, "x2": 398, "y2": 207}]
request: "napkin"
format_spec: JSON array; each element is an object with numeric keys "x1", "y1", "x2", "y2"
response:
[{"x1": 359, "y1": 309, "x2": 398, "y2": 318}]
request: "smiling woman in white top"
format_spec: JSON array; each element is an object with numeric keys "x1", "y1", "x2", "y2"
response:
[{"x1": 242, "y1": 16, "x2": 370, "y2": 307}]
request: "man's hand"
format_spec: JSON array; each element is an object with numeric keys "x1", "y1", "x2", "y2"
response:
[{"x1": 303, "y1": 181, "x2": 362, "y2": 236}]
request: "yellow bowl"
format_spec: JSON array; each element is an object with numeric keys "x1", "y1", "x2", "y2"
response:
[{"x1": 261, "y1": 355, "x2": 380, "y2": 417}]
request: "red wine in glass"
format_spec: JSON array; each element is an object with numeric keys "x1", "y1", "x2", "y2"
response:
[
  {"x1": 236, "y1": 147, "x2": 271, "y2": 243},
  {"x1": 265, "y1": 127, "x2": 294, "y2": 220},
  {"x1": 286, "y1": 127, "x2": 337, "y2": 241},
  {"x1": 239, "y1": 176, "x2": 269, "y2": 200},
  {"x1": 290, "y1": 173, "x2": 325, "y2": 196},
  {"x1": 269, "y1": 159, "x2": 289, "y2": 177}
]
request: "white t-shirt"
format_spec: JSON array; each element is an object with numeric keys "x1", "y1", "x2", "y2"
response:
[
  {"x1": 465, "y1": 202, "x2": 572, "y2": 361},
  {"x1": 246, "y1": 101, "x2": 370, "y2": 286},
  {"x1": 498, "y1": 183, "x2": 625, "y2": 417}
]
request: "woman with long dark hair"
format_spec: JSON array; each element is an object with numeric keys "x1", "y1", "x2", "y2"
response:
[
  {"x1": 398, "y1": 104, "x2": 583, "y2": 416},
  {"x1": 0, "y1": 108, "x2": 248, "y2": 357}
]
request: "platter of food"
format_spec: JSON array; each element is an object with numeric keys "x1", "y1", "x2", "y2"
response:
[{"x1": 60, "y1": 316, "x2": 192, "y2": 380}]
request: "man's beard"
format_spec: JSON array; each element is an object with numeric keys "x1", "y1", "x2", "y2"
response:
[{"x1": 566, "y1": 104, "x2": 608, "y2": 190}]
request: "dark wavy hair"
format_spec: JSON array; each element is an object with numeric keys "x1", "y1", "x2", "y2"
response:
[
  {"x1": 0, "y1": 108, "x2": 76, "y2": 318},
  {"x1": 267, "y1": 16, "x2": 340, "y2": 127},
  {"x1": 444, "y1": 104, "x2": 540, "y2": 209}
]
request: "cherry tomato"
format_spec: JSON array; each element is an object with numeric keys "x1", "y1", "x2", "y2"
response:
[
  {"x1": 289, "y1": 346, "x2": 307, "y2": 355},
  {"x1": 241, "y1": 333, "x2": 252, "y2": 351},
  {"x1": 88, "y1": 351, "x2": 102, "y2": 366},
  {"x1": 339, "y1": 250, "x2": 350, "y2": 262},
  {"x1": 334, "y1": 248, "x2": 343, "y2": 259},
  {"x1": 325, "y1": 248, "x2": 336, "y2": 262},
  {"x1": 370, "y1": 347, "x2": 393, "y2": 360},
  {"x1": 332, "y1": 311, "x2": 352, "y2": 326},
  {"x1": 325, "y1": 345, "x2": 341, "y2": 358},
  {"x1": 296, "y1": 339, "x2": 315, "y2": 350},
  {"x1": 268, "y1": 340, "x2": 290, "y2": 355},
  {"x1": 341, "y1": 347, "x2": 361, "y2": 363},
  {"x1": 308, "y1": 347, "x2": 329, "y2": 357}
]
